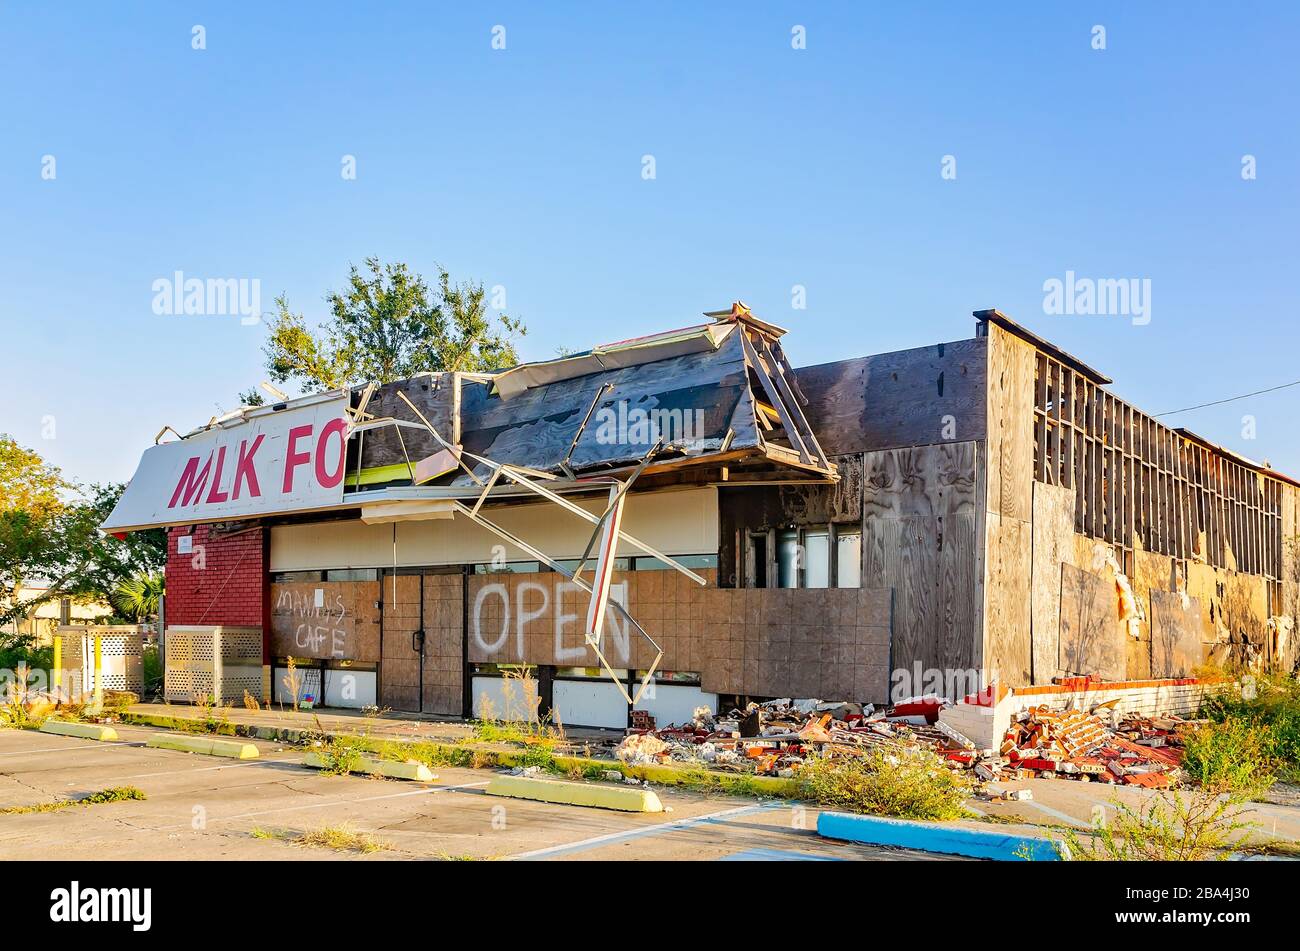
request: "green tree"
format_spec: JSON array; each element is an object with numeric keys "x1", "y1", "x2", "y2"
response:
[
  {"x1": 0, "y1": 435, "x2": 66, "y2": 520},
  {"x1": 261, "y1": 258, "x2": 525, "y2": 393},
  {"x1": 75, "y1": 483, "x2": 167, "y2": 606},
  {"x1": 110, "y1": 571, "x2": 165, "y2": 622},
  {"x1": 0, "y1": 439, "x2": 165, "y2": 631},
  {"x1": 1, "y1": 435, "x2": 75, "y2": 627}
]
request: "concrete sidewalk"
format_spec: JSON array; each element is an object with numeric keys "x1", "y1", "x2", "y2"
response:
[{"x1": 124, "y1": 702, "x2": 617, "y2": 746}]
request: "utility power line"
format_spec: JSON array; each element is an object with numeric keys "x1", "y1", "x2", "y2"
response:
[{"x1": 1154, "y1": 378, "x2": 1300, "y2": 418}]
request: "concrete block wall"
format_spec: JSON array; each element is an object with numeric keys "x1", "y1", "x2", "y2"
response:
[{"x1": 1009, "y1": 679, "x2": 1233, "y2": 718}]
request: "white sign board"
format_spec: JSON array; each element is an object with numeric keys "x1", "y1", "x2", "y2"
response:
[{"x1": 103, "y1": 395, "x2": 350, "y2": 533}]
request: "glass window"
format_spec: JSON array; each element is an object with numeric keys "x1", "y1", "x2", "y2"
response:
[
  {"x1": 637, "y1": 669, "x2": 700, "y2": 685},
  {"x1": 471, "y1": 663, "x2": 533, "y2": 676},
  {"x1": 555, "y1": 557, "x2": 629, "y2": 574},
  {"x1": 804, "y1": 530, "x2": 829, "y2": 588},
  {"x1": 271, "y1": 571, "x2": 324, "y2": 583},
  {"x1": 555, "y1": 666, "x2": 627, "y2": 679},
  {"x1": 474, "y1": 561, "x2": 541, "y2": 574},
  {"x1": 836, "y1": 531, "x2": 862, "y2": 588},
  {"x1": 749, "y1": 533, "x2": 768, "y2": 588},
  {"x1": 776, "y1": 530, "x2": 799, "y2": 588},
  {"x1": 630, "y1": 554, "x2": 718, "y2": 571},
  {"x1": 324, "y1": 568, "x2": 378, "y2": 582}
]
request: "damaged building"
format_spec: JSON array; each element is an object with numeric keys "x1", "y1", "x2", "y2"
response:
[{"x1": 103, "y1": 305, "x2": 1300, "y2": 728}]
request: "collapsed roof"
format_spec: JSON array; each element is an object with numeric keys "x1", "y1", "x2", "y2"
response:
[
  {"x1": 344, "y1": 302, "x2": 836, "y2": 494},
  {"x1": 100, "y1": 303, "x2": 835, "y2": 535}
]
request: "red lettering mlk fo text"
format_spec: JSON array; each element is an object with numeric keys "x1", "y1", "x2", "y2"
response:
[
  {"x1": 232, "y1": 434, "x2": 264, "y2": 499},
  {"x1": 282, "y1": 424, "x2": 313, "y2": 493},
  {"x1": 168, "y1": 453, "x2": 213, "y2": 508},
  {"x1": 315, "y1": 417, "x2": 348, "y2": 489},
  {"x1": 205, "y1": 446, "x2": 229, "y2": 503}
]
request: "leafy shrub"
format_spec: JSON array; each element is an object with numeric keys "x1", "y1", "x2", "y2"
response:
[
  {"x1": 1180, "y1": 718, "x2": 1276, "y2": 795},
  {"x1": 1203, "y1": 675, "x2": 1300, "y2": 782},
  {"x1": 798, "y1": 747, "x2": 975, "y2": 821},
  {"x1": 1061, "y1": 787, "x2": 1253, "y2": 861}
]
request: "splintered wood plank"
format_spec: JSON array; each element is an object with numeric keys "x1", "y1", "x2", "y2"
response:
[
  {"x1": 756, "y1": 334, "x2": 830, "y2": 469},
  {"x1": 1150, "y1": 589, "x2": 1206, "y2": 678},
  {"x1": 1058, "y1": 563, "x2": 1125, "y2": 682},
  {"x1": 739, "y1": 329, "x2": 813, "y2": 464},
  {"x1": 1031, "y1": 482, "x2": 1075, "y2": 684}
]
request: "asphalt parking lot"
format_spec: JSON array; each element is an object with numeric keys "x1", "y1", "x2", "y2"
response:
[{"x1": 0, "y1": 724, "x2": 949, "y2": 861}]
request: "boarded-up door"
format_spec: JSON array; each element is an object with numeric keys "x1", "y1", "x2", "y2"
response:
[{"x1": 380, "y1": 571, "x2": 465, "y2": 715}]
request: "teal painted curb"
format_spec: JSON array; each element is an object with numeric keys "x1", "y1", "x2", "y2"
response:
[{"x1": 817, "y1": 811, "x2": 1065, "y2": 861}]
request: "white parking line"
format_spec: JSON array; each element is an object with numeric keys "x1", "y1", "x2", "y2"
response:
[
  {"x1": 1022, "y1": 799, "x2": 1092, "y2": 829},
  {"x1": 115, "y1": 759, "x2": 291, "y2": 781},
  {"x1": 506, "y1": 802, "x2": 781, "y2": 860},
  {"x1": 0, "y1": 741, "x2": 139, "y2": 756}
]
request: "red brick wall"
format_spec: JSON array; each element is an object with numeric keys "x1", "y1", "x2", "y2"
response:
[{"x1": 166, "y1": 524, "x2": 269, "y2": 659}]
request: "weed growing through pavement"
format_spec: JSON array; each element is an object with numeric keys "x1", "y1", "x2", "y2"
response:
[
  {"x1": 1059, "y1": 785, "x2": 1255, "y2": 861},
  {"x1": 313, "y1": 733, "x2": 369, "y2": 776},
  {"x1": 473, "y1": 664, "x2": 565, "y2": 747},
  {"x1": 251, "y1": 824, "x2": 389, "y2": 854},
  {"x1": 186, "y1": 693, "x2": 231, "y2": 734},
  {"x1": 0, "y1": 785, "x2": 146, "y2": 815}
]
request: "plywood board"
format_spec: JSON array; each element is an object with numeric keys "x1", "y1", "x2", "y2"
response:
[
  {"x1": 984, "y1": 327, "x2": 1036, "y2": 522},
  {"x1": 985, "y1": 512, "x2": 1032, "y2": 685},
  {"x1": 861, "y1": 442, "x2": 980, "y2": 687},
  {"x1": 863, "y1": 442, "x2": 978, "y2": 519},
  {"x1": 465, "y1": 569, "x2": 891, "y2": 702},
  {"x1": 1150, "y1": 590, "x2": 1205, "y2": 678},
  {"x1": 796, "y1": 337, "x2": 988, "y2": 455},
  {"x1": 270, "y1": 581, "x2": 380, "y2": 662},
  {"x1": 1058, "y1": 563, "x2": 1125, "y2": 681},
  {"x1": 1031, "y1": 483, "x2": 1075, "y2": 684}
]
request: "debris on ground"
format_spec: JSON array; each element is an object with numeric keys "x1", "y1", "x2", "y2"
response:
[{"x1": 609, "y1": 688, "x2": 1196, "y2": 789}]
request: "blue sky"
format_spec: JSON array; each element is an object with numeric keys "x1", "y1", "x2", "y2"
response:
[{"x1": 3, "y1": 2, "x2": 1298, "y2": 483}]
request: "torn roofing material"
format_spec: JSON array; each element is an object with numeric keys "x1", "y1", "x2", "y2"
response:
[
  {"x1": 350, "y1": 304, "x2": 836, "y2": 488},
  {"x1": 490, "y1": 321, "x2": 735, "y2": 400}
]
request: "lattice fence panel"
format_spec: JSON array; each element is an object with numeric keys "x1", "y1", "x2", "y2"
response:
[{"x1": 165, "y1": 626, "x2": 263, "y2": 704}]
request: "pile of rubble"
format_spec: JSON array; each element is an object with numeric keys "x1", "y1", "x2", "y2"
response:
[
  {"x1": 993, "y1": 707, "x2": 1188, "y2": 788},
  {"x1": 612, "y1": 693, "x2": 1194, "y2": 789}
]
